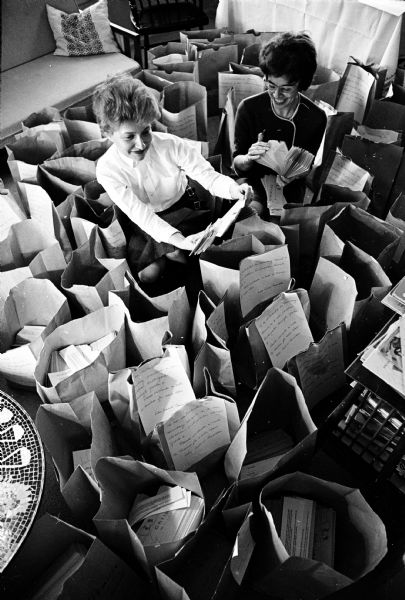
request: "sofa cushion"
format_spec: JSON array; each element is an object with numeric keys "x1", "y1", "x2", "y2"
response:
[
  {"x1": 1, "y1": 0, "x2": 80, "y2": 72},
  {"x1": 1, "y1": 53, "x2": 140, "y2": 146},
  {"x1": 46, "y1": 0, "x2": 119, "y2": 56}
]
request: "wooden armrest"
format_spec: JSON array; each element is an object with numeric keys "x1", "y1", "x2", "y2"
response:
[{"x1": 110, "y1": 21, "x2": 141, "y2": 63}]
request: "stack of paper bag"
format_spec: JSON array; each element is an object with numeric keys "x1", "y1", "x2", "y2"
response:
[
  {"x1": 93, "y1": 457, "x2": 204, "y2": 573},
  {"x1": 34, "y1": 304, "x2": 127, "y2": 403},
  {"x1": 36, "y1": 392, "x2": 117, "y2": 524},
  {"x1": 0, "y1": 277, "x2": 71, "y2": 387}
]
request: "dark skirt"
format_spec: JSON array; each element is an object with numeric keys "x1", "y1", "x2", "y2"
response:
[{"x1": 126, "y1": 189, "x2": 212, "y2": 272}]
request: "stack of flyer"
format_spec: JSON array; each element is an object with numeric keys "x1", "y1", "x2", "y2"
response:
[
  {"x1": 264, "y1": 496, "x2": 336, "y2": 567},
  {"x1": 256, "y1": 141, "x2": 314, "y2": 180},
  {"x1": 129, "y1": 485, "x2": 204, "y2": 565}
]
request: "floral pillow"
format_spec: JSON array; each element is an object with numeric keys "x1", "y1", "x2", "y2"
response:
[{"x1": 46, "y1": 0, "x2": 120, "y2": 56}]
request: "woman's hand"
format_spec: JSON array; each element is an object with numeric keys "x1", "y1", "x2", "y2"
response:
[
  {"x1": 230, "y1": 182, "x2": 253, "y2": 203},
  {"x1": 247, "y1": 139, "x2": 269, "y2": 162},
  {"x1": 169, "y1": 230, "x2": 206, "y2": 252}
]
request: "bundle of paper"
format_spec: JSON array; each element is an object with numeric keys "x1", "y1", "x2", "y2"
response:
[
  {"x1": 13, "y1": 324, "x2": 46, "y2": 346},
  {"x1": 256, "y1": 141, "x2": 314, "y2": 179},
  {"x1": 190, "y1": 198, "x2": 246, "y2": 256},
  {"x1": 240, "y1": 429, "x2": 294, "y2": 480},
  {"x1": 128, "y1": 485, "x2": 191, "y2": 527},
  {"x1": 361, "y1": 317, "x2": 405, "y2": 397},
  {"x1": 47, "y1": 331, "x2": 116, "y2": 386},
  {"x1": 134, "y1": 494, "x2": 204, "y2": 565},
  {"x1": 264, "y1": 496, "x2": 336, "y2": 567}
]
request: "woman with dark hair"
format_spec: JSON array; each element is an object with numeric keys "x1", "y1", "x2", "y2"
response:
[{"x1": 233, "y1": 31, "x2": 327, "y2": 213}]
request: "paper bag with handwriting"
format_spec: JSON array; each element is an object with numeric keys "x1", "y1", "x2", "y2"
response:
[
  {"x1": 288, "y1": 324, "x2": 347, "y2": 410},
  {"x1": 309, "y1": 257, "x2": 357, "y2": 338},
  {"x1": 37, "y1": 156, "x2": 97, "y2": 205},
  {"x1": 35, "y1": 304, "x2": 127, "y2": 403},
  {"x1": 161, "y1": 80, "x2": 207, "y2": 141},
  {"x1": 191, "y1": 290, "x2": 235, "y2": 398},
  {"x1": 94, "y1": 457, "x2": 204, "y2": 573},
  {"x1": 224, "y1": 368, "x2": 316, "y2": 485},
  {"x1": 218, "y1": 68, "x2": 264, "y2": 109},
  {"x1": 61, "y1": 227, "x2": 129, "y2": 314},
  {"x1": 234, "y1": 288, "x2": 310, "y2": 389},
  {"x1": 35, "y1": 392, "x2": 117, "y2": 523},
  {"x1": 335, "y1": 60, "x2": 377, "y2": 124},
  {"x1": 11, "y1": 513, "x2": 156, "y2": 600},
  {"x1": 319, "y1": 204, "x2": 402, "y2": 265},
  {"x1": 0, "y1": 277, "x2": 71, "y2": 387},
  {"x1": 341, "y1": 134, "x2": 403, "y2": 218},
  {"x1": 5, "y1": 130, "x2": 61, "y2": 184},
  {"x1": 321, "y1": 150, "x2": 373, "y2": 196},
  {"x1": 0, "y1": 219, "x2": 58, "y2": 271}
]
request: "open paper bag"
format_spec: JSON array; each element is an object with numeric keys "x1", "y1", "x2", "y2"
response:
[
  {"x1": 225, "y1": 368, "x2": 316, "y2": 486},
  {"x1": 226, "y1": 471, "x2": 387, "y2": 599},
  {"x1": 34, "y1": 304, "x2": 127, "y2": 403},
  {"x1": 0, "y1": 219, "x2": 58, "y2": 271},
  {"x1": 38, "y1": 156, "x2": 97, "y2": 205},
  {"x1": 305, "y1": 66, "x2": 341, "y2": 107},
  {"x1": 61, "y1": 227, "x2": 129, "y2": 314},
  {"x1": 6, "y1": 129, "x2": 63, "y2": 184},
  {"x1": 36, "y1": 392, "x2": 117, "y2": 524},
  {"x1": 21, "y1": 105, "x2": 70, "y2": 147},
  {"x1": 93, "y1": 457, "x2": 204, "y2": 573},
  {"x1": 0, "y1": 277, "x2": 71, "y2": 387},
  {"x1": 5, "y1": 513, "x2": 157, "y2": 600},
  {"x1": 161, "y1": 80, "x2": 207, "y2": 141}
]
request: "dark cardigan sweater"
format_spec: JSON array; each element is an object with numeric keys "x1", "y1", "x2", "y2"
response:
[{"x1": 233, "y1": 91, "x2": 327, "y2": 203}]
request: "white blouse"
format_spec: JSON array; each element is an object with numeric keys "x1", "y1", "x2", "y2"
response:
[{"x1": 96, "y1": 132, "x2": 239, "y2": 243}]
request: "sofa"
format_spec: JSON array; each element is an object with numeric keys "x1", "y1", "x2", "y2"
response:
[{"x1": 1, "y1": 0, "x2": 142, "y2": 147}]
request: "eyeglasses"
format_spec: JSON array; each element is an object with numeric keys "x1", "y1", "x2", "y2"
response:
[{"x1": 263, "y1": 78, "x2": 298, "y2": 96}]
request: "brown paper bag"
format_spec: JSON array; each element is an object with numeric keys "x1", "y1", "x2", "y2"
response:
[
  {"x1": 35, "y1": 392, "x2": 118, "y2": 523},
  {"x1": 93, "y1": 457, "x2": 204, "y2": 573},
  {"x1": 21, "y1": 106, "x2": 70, "y2": 147},
  {"x1": 8, "y1": 513, "x2": 156, "y2": 599},
  {"x1": 6, "y1": 130, "x2": 62, "y2": 184},
  {"x1": 38, "y1": 156, "x2": 97, "y2": 205},
  {"x1": 34, "y1": 304, "x2": 127, "y2": 403},
  {"x1": 50, "y1": 138, "x2": 111, "y2": 162},
  {"x1": 0, "y1": 277, "x2": 71, "y2": 387},
  {"x1": 192, "y1": 43, "x2": 238, "y2": 115},
  {"x1": 161, "y1": 80, "x2": 208, "y2": 141},
  {"x1": 386, "y1": 192, "x2": 405, "y2": 230},
  {"x1": 0, "y1": 220, "x2": 58, "y2": 271},
  {"x1": 61, "y1": 226, "x2": 129, "y2": 314},
  {"x1": 305, "y1": 66, "x2": 341, "y2": 107},
  {"x1": 225, "y1": 368, "x2": 316, "y2": 484}
]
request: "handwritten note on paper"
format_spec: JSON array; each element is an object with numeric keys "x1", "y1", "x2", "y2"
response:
[
  {"x1": 218, "y1": 72, "x2": 265, "y2": 108},
  {"x1": 239, "y1": 245, "x2": 290, "y2": 318},
  {"x1": 336, "y1": 64, "x2": 375, "y2": 123},
  {"x1": 261, "y1": 174, "x2": 286, "y2": 217},
  {"x1": 161, "y1": 105, "x2": 197, "y2": 140},
  {"x1": 294, "y1": 324, "x2": 346, "y2": 409},
  {"x1": 133, "y1": 351, "x2": 195, "y2": 435},
  {"x1": 255, "y1": 292, "x2": 313, "y2": 369},
  {"x1": 159, "y1": 398, "x2": 231, "y2": 471},
  {"x1": 325, "y1": 153, "x2": 370, "y2": 191}
]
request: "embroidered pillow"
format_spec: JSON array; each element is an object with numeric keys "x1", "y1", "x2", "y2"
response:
[{"x1": 46, "y1": 0, "x2": 119, "y2": 56}]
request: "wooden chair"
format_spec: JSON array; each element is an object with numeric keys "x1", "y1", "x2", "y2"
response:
[{"x1": 128, "y1": 0, "x2": 209, "y2": 66}]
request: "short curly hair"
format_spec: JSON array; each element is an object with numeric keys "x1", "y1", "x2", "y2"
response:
[
  {"x1": 92, "y1": 73, "x2": 161, "y2": 135},
  {"x1": 259, "y1": 31, "x2": 317, "y2": 91}
]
